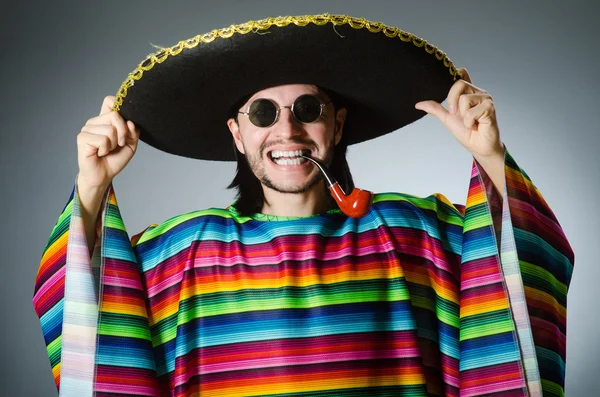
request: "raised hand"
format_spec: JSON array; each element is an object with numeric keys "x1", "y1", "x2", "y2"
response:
[
  {"x1": 77, "y1": 96, "x2": 140, "y2": 189},
  {"x1": 414, "y1": 67, "x2": 504, "y2": 160}
]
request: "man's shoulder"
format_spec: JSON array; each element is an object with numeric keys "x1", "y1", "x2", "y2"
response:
[
  {"x1": 372, "y1": 191, "x2": 464, "y2": 229},
  {"x1": 373, "y1": 191, "x2": 459, "y2": 213},
  {"x1": 131, "y1": 206, "x2": 237, "y2": 247}
]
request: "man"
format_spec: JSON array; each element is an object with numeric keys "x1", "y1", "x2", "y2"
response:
[{"x1": 33, "y1": 14, "x2": 574, "y2": 397}]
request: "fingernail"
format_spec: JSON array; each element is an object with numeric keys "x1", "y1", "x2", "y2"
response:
[
  {"x1": 119, "y1": 138, "x2": 125, "y2": 146},
  {"x1": 449, "y1": 105, "x2": 456, "y2": 114}
]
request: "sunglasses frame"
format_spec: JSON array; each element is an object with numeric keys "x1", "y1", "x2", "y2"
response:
[{"x1": 238, "y1": 94, "x2": 332, "y2": 128}]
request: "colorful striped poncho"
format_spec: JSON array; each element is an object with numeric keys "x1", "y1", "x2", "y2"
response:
[{"x1": 33, "y1": 147, "x2": 574, "y2": 397}]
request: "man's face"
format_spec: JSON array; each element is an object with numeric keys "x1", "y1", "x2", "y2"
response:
[{"x1": 227, "y1": 84, "x2": 346, "y2": 194}]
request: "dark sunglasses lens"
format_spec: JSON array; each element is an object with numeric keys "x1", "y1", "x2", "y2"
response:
[
  {"x1": 293, "y1": 95, "x2": 323, "y2": 123},
  {"x1": 249, "y1": 99, "x2": 277, "y2": 127}
]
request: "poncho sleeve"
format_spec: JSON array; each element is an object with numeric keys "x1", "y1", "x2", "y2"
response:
[
  {"x1": 32, "y1": 175, "x2": 160, "y2": 396},
  {"x1": 454, "y1": 145, "x2": 574, "y2": 397}
]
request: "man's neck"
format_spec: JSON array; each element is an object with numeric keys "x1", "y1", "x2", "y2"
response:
[{"x1": 260, "y1": 181, "x2": 335, "y2": 217}]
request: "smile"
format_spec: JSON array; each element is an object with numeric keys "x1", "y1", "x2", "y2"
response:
[{"x1": 268, "y1": 149, "x2": 311, "y2": 166}]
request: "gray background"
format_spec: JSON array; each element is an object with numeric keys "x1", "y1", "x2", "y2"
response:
[{"x1": 2, "y1": 0, "x2": 597, "y2": 395}]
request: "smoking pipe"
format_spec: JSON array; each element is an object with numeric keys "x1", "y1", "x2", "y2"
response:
[{"x1": 300, "y1": 155, "x2": 373, "y2": 218}]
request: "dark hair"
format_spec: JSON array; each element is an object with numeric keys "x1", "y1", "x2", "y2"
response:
[{"x1": 227, "y1": 89, "x2": 355, "y2": 216}]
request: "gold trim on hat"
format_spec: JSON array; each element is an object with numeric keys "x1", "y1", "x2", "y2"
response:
[{"x1": 112, "y1": 13, "x2": 460, "y2": 112}]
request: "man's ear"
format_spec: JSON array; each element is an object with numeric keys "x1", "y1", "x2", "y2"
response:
[
  {"x1": 227, "y1": 118, "x2": 245, "y2": 154},
  {"x1": 334, "y1": 108, "x2": 347, "y2": 145}
]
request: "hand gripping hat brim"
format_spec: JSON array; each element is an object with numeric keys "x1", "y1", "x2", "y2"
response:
[{"x1": 113, "y1": 14, "x2": 461, "y2": 161}]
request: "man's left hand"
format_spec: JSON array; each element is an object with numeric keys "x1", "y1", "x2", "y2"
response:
[{"x1": 414, "y1": 67, "x2": 504, "y2": 160}]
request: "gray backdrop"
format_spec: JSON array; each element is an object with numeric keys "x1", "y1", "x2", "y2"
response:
[{"x1": 2, "y1": 0, "x2": 597, "y2": 395}]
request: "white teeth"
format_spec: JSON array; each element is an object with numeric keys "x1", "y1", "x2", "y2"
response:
[
  {"x1": 269, "y1": 149, "x2": 309, "y2": 166},
  {"x1": 273, "y1": 157, "x2": 307, "y2": 166},
  {"x1": 271, "y1": 149, "x2": 306, "y2": 159}
]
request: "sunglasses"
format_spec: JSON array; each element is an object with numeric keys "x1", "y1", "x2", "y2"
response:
[{"x1": 238, "y1": 94, "x2": 332, "y2": 128}]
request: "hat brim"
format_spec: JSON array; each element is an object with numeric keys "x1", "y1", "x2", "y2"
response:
[{"x1": 114, "y1": 14, "x2": 460, "y2": 161}]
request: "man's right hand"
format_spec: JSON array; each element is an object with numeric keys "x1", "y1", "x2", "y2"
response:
[{"x1": 77, "y1": 95, "x2": 140, "y2": 190}]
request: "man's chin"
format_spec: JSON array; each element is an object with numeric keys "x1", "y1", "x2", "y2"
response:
[{"x1": 261, "y1": 174, "x2": 323, "y2": 195}]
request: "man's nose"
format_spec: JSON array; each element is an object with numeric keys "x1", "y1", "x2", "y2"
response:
[{"x1": 273, "y1": 107, "x2": 301, "y2": 138}]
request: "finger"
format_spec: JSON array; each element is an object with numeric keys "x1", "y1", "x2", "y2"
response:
[
  {"x1": 87, "y1": 111, "x2": 129, "y2": 148},
  {"x1": 463, "y1": 101, "x2": 495, "y2": 130},
  {"x1": 458, "y1": 67, "x2": 472, "y2": 84},
  {"x1": 447, "y1": 79, "x2": 476, "y2": 115},
  {"x1": 77, "y1": 131, "x2": 115, "y2": 157},
  {"x1": 458, "y1": 93, "x2": 493, "y2": 120},
  {"x1": 108, "y1": 111, "x2": 130, "y2": 147},
  {"x1": 126, "y1": 120, "x2": 140, "y2": 144},
  {"x1": 99, "y1": 96, "x2": 116, "y2": 116},
  {"x1": 415, "y1": 100, "x2": 449, "y2": 123},
  {"x1": 80, "y1": 124, "x2": 119, "y2": 153}
]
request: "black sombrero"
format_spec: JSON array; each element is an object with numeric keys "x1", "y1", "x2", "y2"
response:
[{"x1": 113, "y1": 14, "x2": 461, "y2": 161}]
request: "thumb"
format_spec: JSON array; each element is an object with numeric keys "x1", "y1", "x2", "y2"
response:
[{"x1": 415, "y1": 100, "x2": 449, "y2": 123}]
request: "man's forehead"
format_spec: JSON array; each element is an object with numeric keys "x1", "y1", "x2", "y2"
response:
[{"x1": 245, "y1": 84, "x2": 326, "y2": 103}]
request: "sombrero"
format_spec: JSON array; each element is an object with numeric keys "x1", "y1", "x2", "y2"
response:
[{"x1": 113, "y1": 13, "x2": 461, "y2": 161}]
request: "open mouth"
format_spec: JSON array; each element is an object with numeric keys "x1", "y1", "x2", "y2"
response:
[{"x1": 268, "y1": 149, "x2": 311, "y2": 166}]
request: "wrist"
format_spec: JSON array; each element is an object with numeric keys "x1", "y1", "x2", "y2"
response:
[
  {"x1": 77, "y1": 176, "x2": 110, "y2": 201},
  {"x1": 473, "y1": 143, "x2": 505, "y2": 162},
  {"x1": 77, "y1": 175, "x2": 110, "y2": 191}
]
